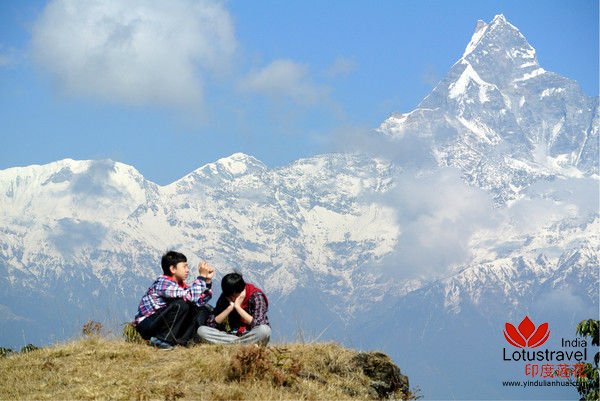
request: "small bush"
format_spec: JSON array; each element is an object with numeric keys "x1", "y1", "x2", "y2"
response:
[
  {"x1": 122, "y1": 322, "x2": 145, "y2": 344},
  {"x1": 20, "y1": 344, "x2": 39, "y2": 353},
  {"x1": 0, "y1": 347, "x2": 14, "y2": 358},
  {"x1": 228, "y1": 345, "x2": 301, "y2": 387},
  {"x1": 82, "y1": 320, "x2": 103, "y2": 337},
  {"x1": 228, "y1": 346, "x2": 272, "y2": 381}
]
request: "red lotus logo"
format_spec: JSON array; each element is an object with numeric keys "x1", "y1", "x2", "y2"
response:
[{"x1": 504, "y1": 316, "x2": 550, "y2": 348}]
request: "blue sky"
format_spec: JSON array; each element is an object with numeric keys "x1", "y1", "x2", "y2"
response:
[{"x1": 0, "y1": 0, "x2": 597, "y2": 185}]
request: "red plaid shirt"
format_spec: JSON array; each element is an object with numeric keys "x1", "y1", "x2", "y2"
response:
[{"x1": 134, "y1": 275, "x2": 212, "y2": 325}]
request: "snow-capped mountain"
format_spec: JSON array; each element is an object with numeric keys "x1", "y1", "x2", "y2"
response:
[
  {"x1": 0, "y1": 14, "x2": 597, "y2": 400},
  {"x1": 379, "y1": 14, "x2": 597, "y2": 204},
  {"x1": 0, "y1": 152, "x2": 401, "y2": 345}
]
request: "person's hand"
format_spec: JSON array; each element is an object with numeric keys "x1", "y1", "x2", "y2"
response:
[
  {"x1": 198, "y1": 261, "x2": 215, "y2": 283},
  {"x1": 234, "y1": 289, "x2": 246, "y2": 307}
]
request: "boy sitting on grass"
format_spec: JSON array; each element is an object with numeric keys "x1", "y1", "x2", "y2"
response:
[
  {"x1": 197, "y1": 272, "x2": 271, "y2": 345},
  {"x1": 133, "y1": 250, "x2": 214, "y2": 349}
]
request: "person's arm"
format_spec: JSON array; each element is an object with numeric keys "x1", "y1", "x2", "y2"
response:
[
  {"x1": 189, "y1": 278, "x2": 212, "y2": 306},
  {"x1": 234, "y1": 289, "x2": 253, "y2": 325},
  {"x1": 247, "y1": 292, "x2": 268, "y2": 328},
  {"x1": 157, "y1": 262, "x2": 214, "y2": 305},
  {"x1": 160, "y1": 277, "x2": 212, "y2": 305},
  {"x1": 157, "y1": 277, "x2": 187, "y2": 299},
  {"x1": 188, "y1": 261, "x2": 215, "y2": 306},
  {"x1": 214, "y1": 301, "x2": 235, "y2": 324},
  {"x1": 198, "y1": 261, "x2": 215, "y2": 284}
]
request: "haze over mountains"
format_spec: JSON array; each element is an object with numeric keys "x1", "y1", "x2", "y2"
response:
[{"x1": 0, "y1": 14, "x2": 597, "y2": 400}]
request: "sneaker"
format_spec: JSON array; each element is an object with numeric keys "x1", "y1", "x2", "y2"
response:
[{"x1": 149, "y1": 337, "x2": 174, "y2": 350}]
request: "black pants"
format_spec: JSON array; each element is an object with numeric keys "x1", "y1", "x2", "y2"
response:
[{"x1": 136, "y1": 300, "x2": 212, "y2": 346}]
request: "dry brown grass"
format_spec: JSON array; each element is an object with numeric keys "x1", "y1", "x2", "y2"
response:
[{"x1": 0, "y1": 337, "x2": 414, "y2": 400}]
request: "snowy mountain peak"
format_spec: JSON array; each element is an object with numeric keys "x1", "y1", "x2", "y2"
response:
[
  {"x1": 462, "y1": 14, "x2": 523, "y2": 58},
  {"x1": 460, "y1": 15, "x2": 541, "y2": 87},
  {"x1": 378, "y1": 15, "x2": 598, "y2": 201},
  {"x1": 214, "y1": 152, "x2": 267, "y2": 176},
  {"x1": 0, "y1": 158, "x2": 148, "y2": 194},
  {"x1": 167, "y1": 153, "x2": 268, "y2": 192},
  {"x1": 0, "y1": 158, "x2": 152, "y2": 222},
  {"x1": 462, "y1": 20, "x2": 489, "y2": 58},
  {"x1": 490, "y1": 14, "x2": 510, "y2": 28},
  {"x1": 475, "y1": 19, "x2": 488, "y2": 30},
  {"x1": 191, "y1": 152, "x2": 267, "y2": 179}
]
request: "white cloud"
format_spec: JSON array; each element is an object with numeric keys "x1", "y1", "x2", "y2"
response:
[
  {"x1": 31, "y1": 0, "x2": 236, "y2": 108},
  {"x1": 533, "y1": 286, "x2": 597, "y2": 317},
  {"x1": 327, "y1": 57, "x2": 357, "y2": 78},
  {"x1": 369, "y1": 168, "x2": 498, "y2": 280},
  {"x1": 240, "y1": 59, "x2": 329, "y2": 105},
  {"x1": 372, "y1": 170, "x2": 599, "y2": 281},
  {"x1": 332, "y1": 123, "x2": 599, "y2": 282},
  {"x1": 330, "y1": 126, "x2": 437, "y2": 169},
  {"x1": 504, "y1": 176, "x2": 600, "y2": 235}
]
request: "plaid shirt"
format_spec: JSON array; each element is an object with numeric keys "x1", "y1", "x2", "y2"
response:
[
  {"x1": 134, "y1": 275, "x2": 212, "y2": 325},
  {"x1": 246, "y1": 292, "x2": 269, "y2": 328}
]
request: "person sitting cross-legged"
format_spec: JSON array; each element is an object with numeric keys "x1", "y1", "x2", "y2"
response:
[{"x1": 197, "y1": 273, "x2": 271, "y2": 345}]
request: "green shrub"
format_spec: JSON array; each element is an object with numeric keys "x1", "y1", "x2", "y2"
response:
[
  {"x1": 0, "y1": 347, "x2": 14, "y2": 358},
  {"x1": 20, "y1": 344, "x2": 39, "y2": 353},
  {"x1": 122, "y1": 322, "x2": 145, "y2": 344}
]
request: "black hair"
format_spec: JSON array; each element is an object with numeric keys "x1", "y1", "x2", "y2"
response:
[
  {"x1": 221, "y1": 272, "x2": 246, "y2": 296},
  {"x1": 161, "y1": 251, "x2": 187, "y2": 276}
]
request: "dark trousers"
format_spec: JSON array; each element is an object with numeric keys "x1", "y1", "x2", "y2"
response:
[{"x1": 136, "y1": 299, "x2": 212, "y2": 346}]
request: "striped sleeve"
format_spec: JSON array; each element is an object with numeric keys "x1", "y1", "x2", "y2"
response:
[{"x1": 157, "y1": 276, "x2": 212, "y2": 305}]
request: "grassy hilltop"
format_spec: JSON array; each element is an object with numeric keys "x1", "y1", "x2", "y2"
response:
[{"x1": 0, "y1": 336, "x2": 414, "y2": 400}]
